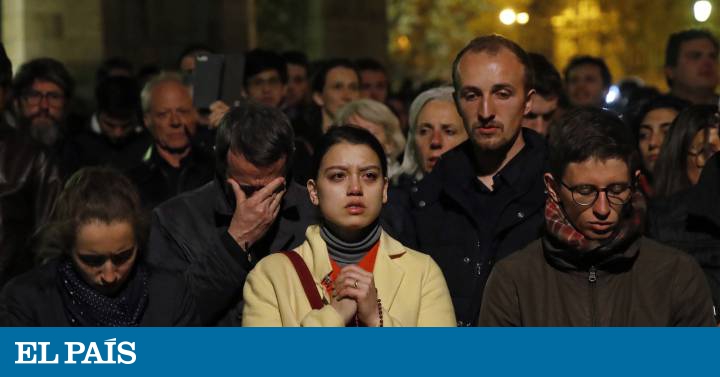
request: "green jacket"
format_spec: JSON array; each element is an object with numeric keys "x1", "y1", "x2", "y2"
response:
[{"x1": 478, "y1": 236, "x2": 715, "y2": 326}]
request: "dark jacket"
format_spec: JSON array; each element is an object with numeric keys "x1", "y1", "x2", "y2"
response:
[
  {"x1": 0, "y1": 259, "x2": 198, "y2": 326},
  {"x1": 126, "y1": 145, "x2": 215, "y2": 209},
  {"x1": 0, "y1": 125, "x2": 62, "y2": 286},
  {"x1": 63, "y1": 129, "x2": 151, "y2": 176},
  {"x1": 383, "y1": 128, "x2": 548, "y2": 326},
  {"x1": 147, "y1": 178, "x2": 319, "y2": 325},
  {"x1": 478, "y1": 237, "x2": 714, "y2": 326},
  {"x1": 647, "y1": 153, "x2": 720, "y2": 312}
]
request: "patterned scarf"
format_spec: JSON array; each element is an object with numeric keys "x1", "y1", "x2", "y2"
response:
[
  {"x1": 545, "y1": 190, "x2": 646, "y2": 253},
  {"x1": 57, "y1": 259, "x2": 149, "y2": 327}
]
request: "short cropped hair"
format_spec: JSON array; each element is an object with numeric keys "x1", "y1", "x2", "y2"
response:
[
  {"x1": 140, "y1": 72, "x2": 187, "y2": 114},
  {"x1": 528, "y1": 52, "x2": 563, "y2": 99},
  {"x1": 96, "y1": 76, "x2": 141, "y2": 119},
  {"x1": 215, "y1": 101, "x2": 295, "y2": 178},
  {"x1": 548, "y1": 107, "x2": 637, "y2": 180},
  {"x1": 311, "y1": 58, "x2": 358, "y2": 94},
  {"x1": 563, "y1": 55, "x2": 612, "y2": 89},
  {"x1": 452, "y1": 34, "x2": 533, "y2": 98},
  {"x1": 355, "y1": 58, "x2": 387, "y2": 75},
  {"x1": 664, "y1": 29, "x2": 719, "y2": 87},
  {"x1": 244, "y1": 49, "x2": 288, "y2": 86}
]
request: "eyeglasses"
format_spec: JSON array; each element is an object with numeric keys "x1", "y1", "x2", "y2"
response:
[
  {"x1": 559, "y1": 180, "x2": 633, "y2": 206},
  {"x1": 76, "y1": 247, "x2": 136, "y2": 268},
  {"x1": 22, "y1": 90, "x2": 65, "y2": 107}
]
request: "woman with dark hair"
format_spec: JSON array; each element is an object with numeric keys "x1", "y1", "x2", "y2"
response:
[
  {"x1": 629, "y1": 95, "x2": 687, "y2": 197},
  {"x1": 242, "y1": 126, "x2": 455, "y2": 326},
  {"x1": 653, "y1": 105, "x2": 720, "y2": 198},
  {"x1": 0, "y1": 167, "x2": 197, "y2": 326}
]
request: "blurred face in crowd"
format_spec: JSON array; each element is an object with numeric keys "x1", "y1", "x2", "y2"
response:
[
  {"x1": 73, "y1": 220, "x2": 137, "y2": 296},
  {"x1": 667, "y1": 38, "x2": 719, "y2": 94},
  {"x1": 687, "y1": 125, "x2": 720, "y2": 185},
  {"x1": 521, "y1": 94, "x2": 558, "y2": 137},
  {"x1": 144, "y1": 80, "x2": 197, "y2": 153},
  {"x1": 246, "y1": 69, "x2": 287, "y2": 108},
  {"x1": 308, "y1": 142, "x2": 388, "y2": 241},
  {"x1": 456, "y1": 48, "x2": 533, "y2": 153},
  {"x1": 546, "y1": 158, "x2": 636, "y2": 241},
  {"x1": 638, "y1": 108, "x2": 679, "y2": 173},
  {"x1": 346, "y1": 114, "x2": 391, "y2": 156},
  {"x1": 16, "y1": 79, "x2": 67, "y2": 146},
  {"x1": 360, "y1": 69, "x2": 389, "y2": 103},
  {"x1": 566, "y1": 64, "x2": 607, "y2": 108},
  {"x1": 286, "y1": 63, "x2": 309, "y2": 107},
  {"x1": 314, "y1": 67, "x2": 360, "y2": 119},
  {"x1": 99, "y1": 112, "x2": 136, "y2": 143},
  {"x1": 414, "y1": 99, "x2": 467, "y2": 173}
]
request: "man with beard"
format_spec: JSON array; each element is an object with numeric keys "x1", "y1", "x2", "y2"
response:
[
  {"x1": 11, "y1": 58, "x2": 76, "y2": 175},
  {"x1": 0, "y1": 49, "x2": 63, "y2": 286},
  {"x1": 384, "y1": 35, "x2": 547, "y2": 326},
  {"x1": 127, "y1": 73, "x2": 214, "y2": 208}
]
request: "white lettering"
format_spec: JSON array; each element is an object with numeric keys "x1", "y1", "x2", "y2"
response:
[
  {"x1": 37, "y1": 342, "x2": 59, "y2": 364},
  {"x1": 117, "y1": 341, "x2": 136, "y2": 364},
  {"x1": 64, "y1": 342, "x2": 85, "y2": 364},
  {"x1": 81, "y1": 342, "x2": 104, "y2": 364},
  {"x1": 15, "y1": 342, "x2": 36, "y2": 364}
]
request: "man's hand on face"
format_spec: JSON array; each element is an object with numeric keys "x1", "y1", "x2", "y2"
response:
[{"x1": 226, "y1": 176, "x2": 286, "y2": 251}]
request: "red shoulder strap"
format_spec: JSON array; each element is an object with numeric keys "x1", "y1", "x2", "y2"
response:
[{"x1": 282, "y1": 251, "x2": 324, "y2": 310}]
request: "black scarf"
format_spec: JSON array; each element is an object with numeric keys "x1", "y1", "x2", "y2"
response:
[{"x1": 57, "y1": 259, "x2": 149, "y2": 327}]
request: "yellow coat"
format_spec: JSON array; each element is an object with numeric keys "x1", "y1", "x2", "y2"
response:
[{"x1": 242, "y1": 225, "x2": 456, "y2": 327}]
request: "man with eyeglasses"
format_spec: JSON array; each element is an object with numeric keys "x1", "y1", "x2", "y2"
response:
[
  {"x1": 11, "y1": 58, "x2": 74, "y2": 150},
  {"x1": 0, "y1": 50, "x2": 62, "y2": 287},
  {"x1": 479, "y1": 108, "x2": 714, "y2": 326}
]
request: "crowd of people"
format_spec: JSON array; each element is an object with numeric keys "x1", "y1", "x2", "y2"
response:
[{"x1": 0, "y1": 26, "x2": 719, "y2": 327}]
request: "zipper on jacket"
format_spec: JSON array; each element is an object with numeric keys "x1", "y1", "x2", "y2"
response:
[{"x1": 588, "y1": 266, "x2": 598, "y2": 326}]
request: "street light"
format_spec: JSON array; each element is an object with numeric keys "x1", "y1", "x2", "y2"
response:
[
  {"x1": 516, "y1": 12, "x2": 530, "y2": 24},
  {"x1": 499, "y1": 8, "x2": 516, "y2": 25},
  {"x1": 694, "y1": 0, "x2": 712, "y2": 22}
]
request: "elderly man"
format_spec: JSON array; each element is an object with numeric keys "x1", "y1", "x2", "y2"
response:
[
  {"x1": 127, "y1": 73, "x2": 214, "y2": 208},
  {"x1": 147, "y1": 101, "x2": 318, "y2": 325},
  {"x1": 385, "y1": 35, "x2": 547, "y2": 326}
]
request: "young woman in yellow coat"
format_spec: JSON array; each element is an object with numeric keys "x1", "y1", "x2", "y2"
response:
[{"x1": 242, "y1": 126, "x2": 455, "y2": 326}]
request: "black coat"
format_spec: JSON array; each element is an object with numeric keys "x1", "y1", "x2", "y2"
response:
[
  {"x1": 146, "y1": 178, "x2": 319, "y2": 325},
  {"x1": 0, "y1": 259, "x2": 198, "y2": 326},
  {"x1": 0, "y1": 125, "x2": 62, "y2": 286},
  {"x1": 126, "y1": 145, "x2": 215, "y2": 209},
  {"x1": 383, "y1": 129, "x2": 548, "y2": 326},
  {"x1": 647, "y1": 153, "x2": 720, "y2": 314}
]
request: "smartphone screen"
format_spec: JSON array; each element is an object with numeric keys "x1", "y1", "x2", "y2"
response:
[{"x1": 192, "y1": 54, "x2": 224, "y2": 110}]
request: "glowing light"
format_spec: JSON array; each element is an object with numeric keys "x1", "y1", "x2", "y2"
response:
[
  {"x1": 499, "y1": 8, "x2": 516, "y2": 25},
  {"x1": 516, "y1": 12, "x2": 529, "y2": 24},
  {"x1": 694, "y1": 1, "x2": 712, "y2": 22},
  {"x1": 605, "y1": 85, "x2": 620, "y2": 104},
  {"x1": 396, "y1": 35, "x2": 411, "y2": 51}
]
